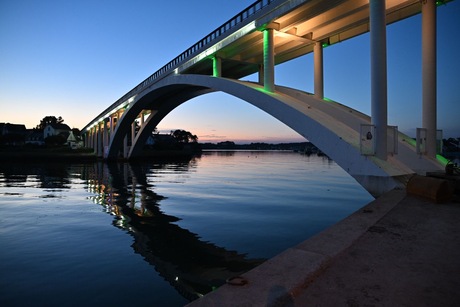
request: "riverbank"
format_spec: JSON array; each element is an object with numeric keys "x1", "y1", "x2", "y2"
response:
[
  {"x1": 0, "y1": 146, "x2": 203, "y2": 163},
  {"x1": 0, "y1": 147, "x2": 98, "y2": 162},
  {"x1": 187, "y1": 187, "x2": 460, "y2": 306}
]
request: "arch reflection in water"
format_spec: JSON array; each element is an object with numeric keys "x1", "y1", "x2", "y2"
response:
[{"x1": 84, "y1": 160, "x2": 264, "y2": 301}]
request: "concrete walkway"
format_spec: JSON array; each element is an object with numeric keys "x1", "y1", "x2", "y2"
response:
[{"x1": 187, "y1": 189, "x2": 460, "y2": 306}]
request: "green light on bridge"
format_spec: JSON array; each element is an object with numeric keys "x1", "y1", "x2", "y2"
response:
[
  {"x1": 436, "y1": 154, "x2": 449, "y2": 166},
  {"x1": 256, "y1": 87, "x2": 272, "y2": 94},
  {"x1": 404, "y1": 137, "x2": 417, "y2": 147}
]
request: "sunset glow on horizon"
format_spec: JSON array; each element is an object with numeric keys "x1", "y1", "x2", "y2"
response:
[{"x1": 1, "y1": 0, "x2": 459, "y2": 143}]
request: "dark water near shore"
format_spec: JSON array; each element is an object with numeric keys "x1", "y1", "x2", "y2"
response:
[{"x1": 0, "y1": 151, "x2": 373, "y2": 306}]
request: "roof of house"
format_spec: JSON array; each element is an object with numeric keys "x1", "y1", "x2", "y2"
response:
[
  {"x1": 46, "y1": 123, "x2": 71, "y2": 131},
  {"x1": 0, "y1": 123, "x2": 27, "y2": 134}
]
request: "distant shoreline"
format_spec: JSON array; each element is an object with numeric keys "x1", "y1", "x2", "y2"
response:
[
  {"x1": 0, "y1": 146, "x2": 202, "y2": 163},
  {"x1": 0, "y1": 142, "x2": 312, "y2": 163}
]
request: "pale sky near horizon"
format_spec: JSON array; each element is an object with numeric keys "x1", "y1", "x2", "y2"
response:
[{"x1": 1, "y1": 0, "x2": 459, "y2": 143}]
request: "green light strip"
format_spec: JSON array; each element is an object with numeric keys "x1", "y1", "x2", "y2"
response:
[{"x1": 436, "y1": 154, "x2": 449, "y2": 166}]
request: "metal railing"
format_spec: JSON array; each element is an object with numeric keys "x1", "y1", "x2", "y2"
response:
[{"x1": 90, "y1": 0, "x2": 279, "y2": 130}]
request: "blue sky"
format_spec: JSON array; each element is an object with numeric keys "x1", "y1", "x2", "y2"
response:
[{"x1": 1, "y1": 0, "x2": 459, "y2": 143}]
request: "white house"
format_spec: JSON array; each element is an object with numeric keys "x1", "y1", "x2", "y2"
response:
[{"x1": 44, "y1": 123, "x2": 71, "y2": 139}]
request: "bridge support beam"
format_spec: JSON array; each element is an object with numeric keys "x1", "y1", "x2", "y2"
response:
[
  {"x1": 123, "y1": 135, "x2": 128, "y2": 159},
  {"x1": 213, "y1": 56, "x2": 222, "y2": 77},
  {"x1": 370, "y1": 0, "x2": 388, "y2": 160},
  {"x1": 103, "y1": 119, "x2": 108, "y2": 158},
  {"x1": 314, "y1": 42, "x2": 324, "y2": 99},
  {"x1": 92, "y1": 127, "x2": 97, "y2": 152},
  {"x1": 96, "y1": 123, "x2": 103, "y2": 157},
  {"x1": 263, "y1": 28, "x2": 275, "y2": 92},
  {"x1": 258, "y1": 65, "x2": 264, "y2": 85},
  {"x1": 110, "y1": 116, "x2": 114, "y2": 135},
  {"x1": 84, "y1": 128, "x2": 93, "y2": 148},
  {"x1": 131, "y1": 121, "x2": 136, "y2": 149},
  {"x1": 422, "y1": 0, "x2": 437, "y2": 158}
]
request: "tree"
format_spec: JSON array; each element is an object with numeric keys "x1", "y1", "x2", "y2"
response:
[
  {"x1": 36, "y1": 116, "x2": 64, "y2": 130},
  {"x1": 170, "y1": 129, "x2": 198, "y2": 143}
]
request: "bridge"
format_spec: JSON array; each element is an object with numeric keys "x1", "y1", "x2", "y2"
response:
[{"x1": 82, "y1": 0, "x2": 450, "y2": 197}]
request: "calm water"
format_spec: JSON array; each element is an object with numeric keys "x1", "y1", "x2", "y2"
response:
[{"x1": 0, "y1": 151, "x2": 373, "y2": 306}]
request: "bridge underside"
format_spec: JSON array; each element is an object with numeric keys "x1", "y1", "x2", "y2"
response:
[{"x1": 92, "y1": 74, "x2": 443, "y2": 197}]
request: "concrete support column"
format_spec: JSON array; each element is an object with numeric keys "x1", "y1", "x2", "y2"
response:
[
  {"x1": 96, "y1": 124, "x2": 103, "y2": 157},
  {"x1": 89, "y1": 127, "x2": 94, "y2": 149},
  {"x1": 84, "y1": 130, "x2": 89, "y2": 148},
  {"x1": 90, "y1": 129, "x2": 94, "y2": 149},
  {"x1": 370, "y1": 0, "x2": 388, "y2": 160},
  {"x1": 110, "y1": 116, "x2": 114, "y2": 135},
  {"x1": 94, "y1": 126, "x2": 97, "y2": 154},
  {"x1": 92, "y1": 127, "x2": 97, "y2": 151},
  {"x1": 123, "y1": 134, "x2": 128, "y2": 159},
  {"x1": 314, "y1": 42, "x2": 324, "y2": 99},
  {"x1": 108, "y1": 117, "x2": 113, "y2": 152},
  {"x1": 213, "y1": 56, "x2": 222, "y2": 77},
  {"x1": 131, "y1": 121, "x2": 136, "y2": 149},
  {"x1": 422, "y1": 0, "x2": 437, "y2": 158},
  {"x1": 258, "y1": 65, "x2": 264, "y2": 85},
  {"x1": 263, "y1": 28, "x2": 275, "y2": 92},
  {"x1": 103, "y1": 119, "x2": 108, "y2": 157}
]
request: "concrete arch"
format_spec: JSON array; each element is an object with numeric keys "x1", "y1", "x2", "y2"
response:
[
  {"x1": 109, "y1": 74, "x2": 442, "y2": 196},
  {"x1": 108, "y1": 83, "x2": 214, "y2": 159}
]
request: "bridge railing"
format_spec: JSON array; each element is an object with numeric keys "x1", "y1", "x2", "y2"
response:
[{"x1": 91, "y1": 0, "x2": 279, "y2": 130}]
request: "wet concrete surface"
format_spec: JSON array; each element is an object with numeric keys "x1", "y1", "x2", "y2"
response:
[{"x1": 291, "y1": 193, "x2": 460, "y2": 306}]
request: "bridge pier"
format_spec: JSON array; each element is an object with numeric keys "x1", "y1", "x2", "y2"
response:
[
  {"x1": 370, "y1": 0, "x2": 388, "y2": 160},
  {"x1": 92, "y1": 127, "x2": 97, "y2": 154},
  {"x1": 258, "y1": 65, "x2": 264, "y2": 85},
  {"x1": 422, "y1": 0, "x2": 437, "y2": 158},
  {"x1": 95, "y1": 123, "x2": 103, "y2": 158},
  {"x1": 103, "y1": 119, "x2": 109, "y2": 157},
  {"x1": 263, "y1": 28, "x2": 275, "y2": 92},
  {"x1": 314, "y1": 42, "x2": 324, "y2": 99},
  {"x1": 213, "y1": 56, "x2": 222, "y2": 77},
  {"x1": 123, "y1": 135, "x2": 128, "y2": 159}
]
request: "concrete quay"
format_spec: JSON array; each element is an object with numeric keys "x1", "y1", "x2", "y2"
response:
[{"x1": 187, "y1": 188, "x2": 460, "y2": 306}]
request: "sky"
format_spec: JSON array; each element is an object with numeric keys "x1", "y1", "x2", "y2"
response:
[{"x1": 1, "y1": 0, "x2": 459, "y2": 143}]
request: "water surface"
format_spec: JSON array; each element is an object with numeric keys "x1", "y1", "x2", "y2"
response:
[{"x1": 0, "y1": 151, "x2": 373, "y2": 305}]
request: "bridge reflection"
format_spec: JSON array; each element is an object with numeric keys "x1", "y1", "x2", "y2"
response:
[{"x1": 83, "y1": 160, "x2": 264, "y2": 301}]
